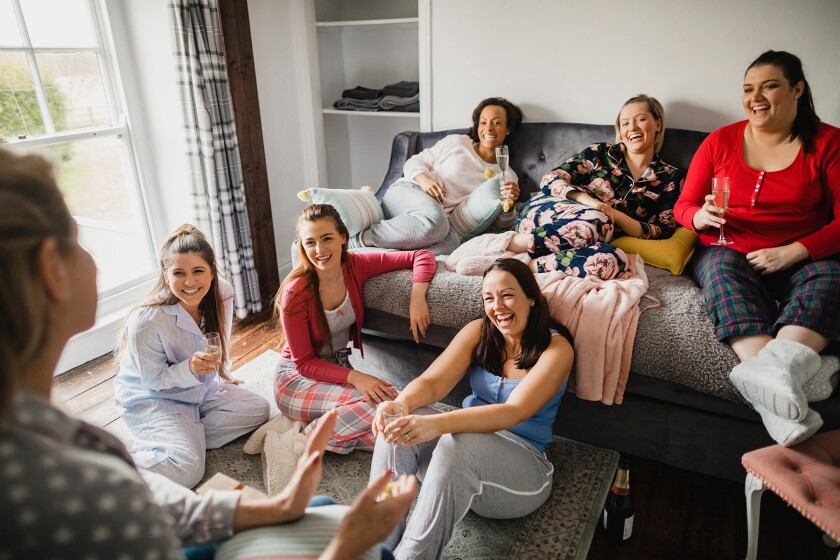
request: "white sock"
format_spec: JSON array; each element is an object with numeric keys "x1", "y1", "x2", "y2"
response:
[
  {"x1": 729, "y1": 339, "x2": 820, "y2": 421},
  {"x1": 754, "y1": 403, "x2": 823, "y2": 447},
  {"x1": 803, "y1": 355, "x2": 840, "y2": 402}
]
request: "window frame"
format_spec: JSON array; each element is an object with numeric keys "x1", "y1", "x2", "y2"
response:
[{"x1": 1, "y1": 0, "x2": 158, "y2": 308}]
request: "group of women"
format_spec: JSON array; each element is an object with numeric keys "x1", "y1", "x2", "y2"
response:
[{"x1": 1, "y1": 49, "x2": 838, "y2": 559}]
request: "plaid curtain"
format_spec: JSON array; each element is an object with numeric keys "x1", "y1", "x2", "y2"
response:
[{"x1": 169, "y1": 0, "x2": 261, "y2": 318}]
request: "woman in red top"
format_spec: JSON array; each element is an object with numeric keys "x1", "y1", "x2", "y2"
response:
[
  {"x1": 675, "y1": 50, "x2": 840, "y2": 446},
  {"x1": 275, "y1": 204, "x2": 436, "y2": 452}
]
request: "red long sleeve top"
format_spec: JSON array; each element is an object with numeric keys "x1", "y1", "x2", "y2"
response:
[
  {"x1": 674, "y1": 121, "x2": 840, "y2": 260},
  {"x1": 279, "y1": 250, "x2": 436, "y2": 384}
]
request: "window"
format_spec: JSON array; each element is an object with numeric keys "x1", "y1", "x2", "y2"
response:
[{"x1": 1, "y1": 0, "x2": 155, "y2": 294}]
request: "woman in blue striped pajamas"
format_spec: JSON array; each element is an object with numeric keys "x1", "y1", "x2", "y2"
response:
[
  {"x1": 370, "y1": 258, "x2": 575, "y2": 559},
  {"x1": 115, "y1": 225, "x2": 270, "y2": 489}
]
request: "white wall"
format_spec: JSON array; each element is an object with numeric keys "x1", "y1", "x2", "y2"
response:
[
  {"x1": 248, "y1": 0, "x2": 311, "y2": 277},
  {"x1": 430, "y1": 0, "x2": 840, "y2": 132}
]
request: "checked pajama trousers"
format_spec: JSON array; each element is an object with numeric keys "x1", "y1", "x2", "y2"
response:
[{"x1": 274, "y1": 351, "x2": 376, "y2": 453}]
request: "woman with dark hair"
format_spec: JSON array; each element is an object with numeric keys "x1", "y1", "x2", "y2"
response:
[
  {"x1": 369, "y1": 258, "x2": 574, "y2": 559},
  {"x1": 115, "y1": 224, "x2": 270, "y2": 488},
  {"x1": 674, "y1": 50, "x2": 840, "y2": 446},
  {"x1": 275, "y1": 204, "x2": 435, "y2": 453},
  {"x1": 352, "y1": 97, "x2": 525, "y2": 253}
]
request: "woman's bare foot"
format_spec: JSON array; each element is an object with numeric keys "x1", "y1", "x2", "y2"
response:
[{"x1": 506, "y1": 233, "x2": 530, "y2": 253}]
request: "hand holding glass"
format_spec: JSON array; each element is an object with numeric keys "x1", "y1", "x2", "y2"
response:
[
  {"x1": 711, "y1": 177, "x2": 733, "y2": 246},
  {"x1": 203, "y1": 332, "x2": 222, "y2": 375},
  {"x1": 378, "y1": 401, "x2": 405, "y2": 480}
]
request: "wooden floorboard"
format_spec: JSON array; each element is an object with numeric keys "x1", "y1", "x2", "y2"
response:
[{"x1": 52, "y1": 314, "x2": 840, "y2": 560}]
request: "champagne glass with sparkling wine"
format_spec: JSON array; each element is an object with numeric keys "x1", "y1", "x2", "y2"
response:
[
  {"x1": 203, "y1": 332, "x2": 222, "y2": 375},
  {"x1": 495, "y1": 145, "x2": 509, "y2": 184},
  {"x1": 378, "y1": 401, "x2": 405, "y2": 480},
  {"x1": 711, "y1": 177, "x2": 733, "y2": 246}
]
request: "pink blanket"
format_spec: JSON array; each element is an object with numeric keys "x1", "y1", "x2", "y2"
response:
[
  {"x1": 536, "y1": 254, "x2": 648, "y2": 405},
  {"x1": 445, "y1": 232, "x2": 649, "y2": 404}
]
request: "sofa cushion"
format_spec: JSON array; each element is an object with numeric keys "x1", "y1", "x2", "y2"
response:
[
  {"x1": 297, "y1": 186, "x2": 384, "y2": 236},
  {"x1": 448, "y1": 177, "x2": 503, "y2": 241},
  {"x1": 612, "y1": 227, "x2": 699, "y2": 275}
]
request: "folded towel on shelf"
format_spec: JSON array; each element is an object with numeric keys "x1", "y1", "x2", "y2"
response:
[
  {"x1": 379, "y1": 93, "x2": 420, "y2": 111},
  {"x1": 341, "y1": 85, "x2": 383, "y2": 100},
  {"x1": 382, "y1": 80, "x2": 419, "y2": 97},
  {"x1": 333, "y1": 97, "x2": 382, "y2": 111}
]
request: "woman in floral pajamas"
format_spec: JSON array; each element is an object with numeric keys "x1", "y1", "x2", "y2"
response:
[{"x1": 507, "y1": 94, "x2": 684, "y2": 279}]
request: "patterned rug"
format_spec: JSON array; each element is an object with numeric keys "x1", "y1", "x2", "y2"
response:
[{"x1": 204, "y1": 350, "x2": 619, "y2": 560}]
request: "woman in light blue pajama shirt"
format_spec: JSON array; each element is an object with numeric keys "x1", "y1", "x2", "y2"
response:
[{"x1": 115, "y1": 225, "x2": 269, "y2": 488}]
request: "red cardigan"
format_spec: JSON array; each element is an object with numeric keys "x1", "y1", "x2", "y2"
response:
[
  {"x1": 674, "y1": 121, "x2": 840, "y2": 260},
  {"x1": 279, "y1": 250, "x2": 436, "y2": 384}
]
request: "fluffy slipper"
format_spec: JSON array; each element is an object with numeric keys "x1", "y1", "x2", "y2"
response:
[
  {"x1": 729, "y1": 339, "x2": 820, "y2": 421},
  {"x1": 803, "y1": 355, "x2": 840, "y2": 402},
  {"x1": 754, "y1": 403, "x2": 823, "y2": 447}
]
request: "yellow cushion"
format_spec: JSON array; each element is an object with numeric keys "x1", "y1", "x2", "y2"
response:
[{"x1": 612, "y1": 226, "x2": 698, "y2": 275}]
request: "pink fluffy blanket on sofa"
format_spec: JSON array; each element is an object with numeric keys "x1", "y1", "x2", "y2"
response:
[{"x1": 445, "y1": 232, "x2": 649, "y2": 405}]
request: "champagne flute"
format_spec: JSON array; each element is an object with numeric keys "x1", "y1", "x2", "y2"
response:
[
  {"x1": 495, "y1": 145, "x2": 509, "y2": 184},
  {"x1": 203, "y1": 332, "x2": 222, "y2": 376},
  {"x1": 496, "y1": 145, "x2": 512, "y2": 211},
  {"x1": 378, "y1": 401, "x2": 405, "y2": 480},
  {"x1": 711, "y1": 177, "x2": 733, "y2": 246}
]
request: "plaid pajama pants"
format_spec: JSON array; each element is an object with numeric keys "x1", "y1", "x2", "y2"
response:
[
  {"x1": 690, "y1": 245, "x2": 840, "y2": 341},
  {"x1": 274, "y1": 351, "x2": 376, "y2": 453}
]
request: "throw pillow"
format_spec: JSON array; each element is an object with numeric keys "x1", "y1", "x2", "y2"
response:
[
  {"x1": 297, "y1": 186, "x2": 384, "y2": 236},
  {"x1": 215, "y1": 505, "x2": 380, "y2": 560},
  {"x1": 611, "y1": 226, "x2": 699, "y2": 275},
  {"x1": 449, "y1": 177, "x2": 503, "y2": 242}
]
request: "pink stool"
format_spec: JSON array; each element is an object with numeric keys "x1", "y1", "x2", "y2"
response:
[{"x1": 742, "y1": 430, "x2": 840, "y2": 560}]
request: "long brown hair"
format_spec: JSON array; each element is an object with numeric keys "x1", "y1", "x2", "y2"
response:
[
  {"x1": 274, "y1": 204, "x2": 349, "y2": 352},
  {"x1": 118, "y1": 224, "x2": 231, "y2": 379},
  {"x1": 473, "y1": 258, "x2": 554, "y2": 375},
  {"x1": 0, "y1": 149, "x2": 76, "y2": 421}
]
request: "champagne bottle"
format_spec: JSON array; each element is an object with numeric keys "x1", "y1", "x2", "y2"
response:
[{"x1": 603, "y1": 458, "x2": 634, "y2": 543}]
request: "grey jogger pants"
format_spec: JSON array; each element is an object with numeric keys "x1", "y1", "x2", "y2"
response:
[{"x1": 370, "y1": 407, "x2": 554, "y2": 560}]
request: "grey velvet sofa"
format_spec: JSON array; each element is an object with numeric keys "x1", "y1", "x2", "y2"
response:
[{"x1": 350, "y1": 122, "x2": 840, "y2": 482}]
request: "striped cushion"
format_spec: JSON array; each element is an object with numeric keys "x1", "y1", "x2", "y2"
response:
[
  {"x1": 449, "y1": 177, "x2": 502, "y2": 242},
  {"x1": 298, "y1": 187, "x2": 384, "y2": 236},
  {"x1": 216, "y1": 505, "x2": 381, "y2": 560}
]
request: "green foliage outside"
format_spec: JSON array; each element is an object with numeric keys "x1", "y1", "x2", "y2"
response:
[{"x1": 0, "y1": 58, "x2": 68, "y2": 143}]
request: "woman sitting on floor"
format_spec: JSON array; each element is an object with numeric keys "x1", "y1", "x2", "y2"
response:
[
  {"x1": 275, "y1": 204, "x2": 435, "y2": 453},
  {"x1": 674, "y1": 50, "x2": 840, "y2": 446},
  {"x1": 353, "y1": 97, "x2": 524, "y2": 254},
  {"x1": 114, "y1": 224, "x2": 270, "y2": 488},
  {"x1": 0, "y1": 148, "x2": 416, "y2": 559},
  {"x1": 501, "y1": 94, "x2": 683, "y2": 279},
  {"x1": 370, "y1": 258, "x2": 574, "y2": 560}
]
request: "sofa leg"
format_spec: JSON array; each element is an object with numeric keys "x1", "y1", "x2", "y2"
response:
[{"x1": 744, "y1": 472, "x2": 766, "y2": 560}]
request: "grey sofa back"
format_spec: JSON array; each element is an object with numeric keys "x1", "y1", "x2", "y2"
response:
[{"x1": 378, "y1": 122, "x2": 710, "y2": 201}]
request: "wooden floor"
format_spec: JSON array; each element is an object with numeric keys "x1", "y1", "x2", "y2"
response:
[{"x1": 54, "y1": 312, "x2": 837, "y2": 560}]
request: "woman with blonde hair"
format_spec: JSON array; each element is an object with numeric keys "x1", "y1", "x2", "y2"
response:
[
  {"x1": 115, "y1": 224, "x2": 270, "y2": 488},
  {"x1": 504, "y1": 94, "x2": 683, "y2": 278},
  {"x1": 0, "y1": 148, "x2": 416, "y2": 558}
]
